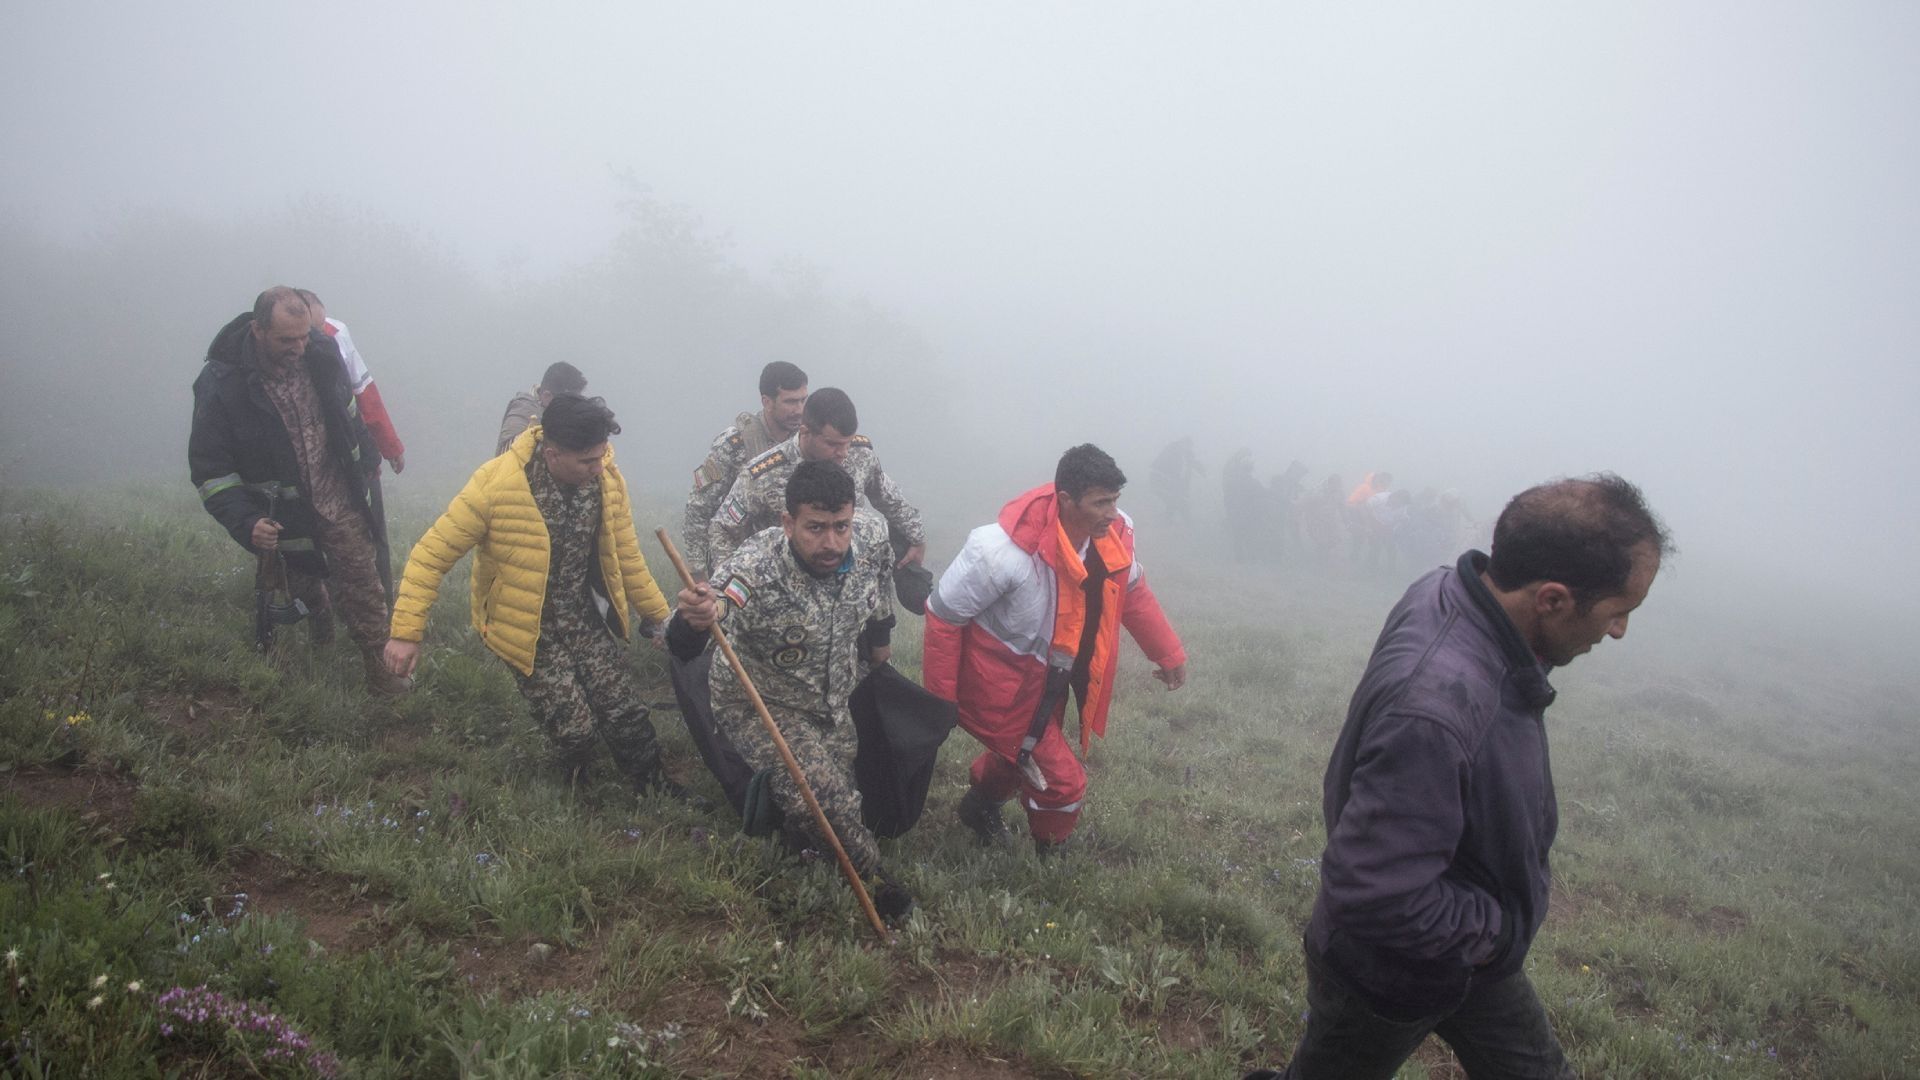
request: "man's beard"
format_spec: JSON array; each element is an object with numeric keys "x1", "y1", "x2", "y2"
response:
[{"x1": 257, "y1": 348, "x2": 302, "y2": 378}]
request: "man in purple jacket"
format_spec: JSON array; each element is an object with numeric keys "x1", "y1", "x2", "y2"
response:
[{"x1": 1248, "y1": 474, "x2": 1670, "y2": 1080}]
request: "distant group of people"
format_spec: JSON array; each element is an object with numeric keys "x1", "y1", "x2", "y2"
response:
[
  {"x1": 189, "y1": 286, "x2": 1672, "y2": 1079},
  {"x1": 1154, "y1": 440, "x2": 1479, "y2": 576}
]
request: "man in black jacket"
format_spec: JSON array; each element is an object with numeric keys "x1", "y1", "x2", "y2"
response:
[
  {"x1": 189, "y1": 286, "x2": 409, "y2": 695},
  {"x1": 1248, "y1": 474, "x2": 1669, "y2": 1080}
]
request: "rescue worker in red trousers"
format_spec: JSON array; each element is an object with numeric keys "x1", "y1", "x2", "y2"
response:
[{"x1": 923, "y1": 444, "x2": 1187, "y2": 853}]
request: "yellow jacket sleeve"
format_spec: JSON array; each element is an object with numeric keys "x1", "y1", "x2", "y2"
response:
[
  {"x1": 606, "y1": 465, "x2": 671, "y2": 627},
  {"x1": 390, "y1": 469, "x2": 492, "y2": 642}
]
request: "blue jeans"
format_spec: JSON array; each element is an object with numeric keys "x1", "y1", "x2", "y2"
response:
[{"x1": 1251, "y1": 949, "x2": 1576, "y2": 1080}]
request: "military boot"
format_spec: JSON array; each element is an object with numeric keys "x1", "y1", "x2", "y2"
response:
[
  {"x1": 870, "y1": 866, "x2": 914, "y2": 924},
  {"x1": 637, "y1": 771, "x2": 714, "y2": 813},
  {"x1": 956, "y1": 786, "x2": 1010, "y2": 847}
]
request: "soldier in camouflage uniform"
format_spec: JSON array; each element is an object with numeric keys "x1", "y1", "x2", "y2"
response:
[
  {"x1": 497, "y1": 362, "x2": 588, "y2": 455},
  {"x1": 707, "y1": 387, "x2": 927, "y2": 572},
  {"x1": 682, "y1": 361, "x2": 808, "y2": 579},
  {"x1": 513, "y1": 432, "x2": 662, "y2": 784},
  {"x1": 388, "y1": 394, "x2": 683, "y2": 795},
  {"x1": 672, "y1": 460, "x2": 913, "y2": 919}
]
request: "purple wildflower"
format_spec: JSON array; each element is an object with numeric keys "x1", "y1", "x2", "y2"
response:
[{"x1": 155, "y1": 984, "x2": 342, "y2": 1078}]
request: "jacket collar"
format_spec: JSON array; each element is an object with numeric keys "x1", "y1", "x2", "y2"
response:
[
  {"x1": 749, "y1": 409, "x2": 783, "y2": 443},
  {"x1": 1457, "y1": 550, "x2": 1557, "y2": 709},
  {"x1": 997, "y1": 483, "x2": 1061, "y2": 555}
]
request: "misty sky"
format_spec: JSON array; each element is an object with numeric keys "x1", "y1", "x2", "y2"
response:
[{"x1": 4, "y1": 2, "x2": 1917, "y2": 621}]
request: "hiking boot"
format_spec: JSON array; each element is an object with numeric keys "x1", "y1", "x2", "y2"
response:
[
  {"x1": 1033, "y1": 836, "x2": 1069, "y2": 858},
  {"x1": 955, "y1": 786, "x2": 1009, "y2": 847},
  {"x1": 362, "y1": 646, "x2": 412, "y2": 697},
  {"x1": 639, "y1": 774, "x2": 714, "y2": 812},
  {"x1": 871, "y1": 867, "x2": 914, "y2": 924}
]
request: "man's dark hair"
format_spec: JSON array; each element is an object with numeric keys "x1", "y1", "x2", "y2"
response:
[
  {"x1": 1055, "y1": 444, "x2": 1127, "y2": 500},
  {"x1": 252, "y1": 286, "x2": 308, "y2": 327},
  {"x1": 759, "y1": 361, "x2": 809, "y2": 399},
  {"x1": 540, "y1": 362, "x2": 588, "y2": 395},
  {"x1": 785, "y1": 459, "x2": 856, "y2": 516},
  {"x1": 802, "y1": 387, "x2": 858, "y2": 436},
  {"x1": 541, "y1": 393, "x2": 621, "y2": 451},
  {"x1": 1488, "y1": 473, "x2": 1675, "y2": 610}
]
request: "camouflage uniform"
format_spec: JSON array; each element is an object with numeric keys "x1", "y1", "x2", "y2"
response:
[
  {"x1": 496, "y1": 387, "x2": 542, "y2": 455},
  {"x1": 513, "y1": 449, "x2": 664, "y2": 785},
  {"x1": 682, "y1": 409, "x2": 786, "y2": 578},
  {"x1": 708, "y1": 434, "x2": 926, "y2": 571},
  {"x1": 707, "y1": 512, "x2": 896, "y2": 873},
  {"x1": 258, "y1": 361, "x2": 391, "y2": 647}
]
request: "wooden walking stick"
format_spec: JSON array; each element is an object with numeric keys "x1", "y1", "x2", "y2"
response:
[{"x1": 654, "y1": 528, "x2": 890, "y2": 943}]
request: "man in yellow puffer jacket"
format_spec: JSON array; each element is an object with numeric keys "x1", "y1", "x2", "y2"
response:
[{"x1": 385, "y1": 394, "x2": 680, "y2": 793}]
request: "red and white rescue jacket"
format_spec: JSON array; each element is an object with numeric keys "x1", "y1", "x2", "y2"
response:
[
  {"x1": 923, "y1": 484, "x2": 1185, "y2": 754},
  {"x1": 322, "y1": 317, "x2": 405, "y2": 467}
]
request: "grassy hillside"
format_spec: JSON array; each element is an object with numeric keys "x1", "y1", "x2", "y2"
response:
[{"x1": 1, "y1": 486, "x2": 1915, "y2": 1078}]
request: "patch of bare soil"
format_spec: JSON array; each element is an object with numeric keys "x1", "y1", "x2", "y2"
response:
[
  {"x1": 222, "y1": 851, "x2": 378, "y2": 954},
  {"x1": 894, "y1": 949, "x2": 1014, "y2": 1006},
  {"x1": 878, "y1": 1046, "x2": 1040, "y2": 1078},
  {"x1": 362, "y1": 725, "x2": 447, "y2": 789},
  {"x1": 2, "y1": 764, "x2": 139, "y2": 834},
  {"x1": 582, "y1": 945, "x2": 1054, "y2": 1079},
  {"x1": 602, "y1": 973, "x2": 814, "y2": 1077},
  {"x1": 453, "y1": 933, "x2": 605, "y2": 999},
  {"x1": 1153, "y1": 1005, "x2": 1218, "y2": 1053},
  {"x1": 140, "y1": 688, "x2": 253, "y2": 746},
  {"x1": 679, "y1": 993, "x2": 1047, "y2": 1080}
]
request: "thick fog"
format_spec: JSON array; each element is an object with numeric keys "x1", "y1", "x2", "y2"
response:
[{"x1": 3, "y1": 3, "x2": 1916, "y2": 640}]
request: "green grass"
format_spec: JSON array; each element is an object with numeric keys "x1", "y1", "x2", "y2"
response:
[{"x1": 1, "y1": 484, "x2": 1916, "y2": 1077}]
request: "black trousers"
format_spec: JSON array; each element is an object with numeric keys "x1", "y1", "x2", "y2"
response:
[{"x1": 1254, "y1": 949, "x2": 1575, "y2": 1080}]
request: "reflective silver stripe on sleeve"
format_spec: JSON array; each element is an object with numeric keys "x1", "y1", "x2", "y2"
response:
[
  {"x1": 197, "y1": 474, "x2": 242, "y2": 501},
  {"x1": 925, "y1": 587, "x2": 964, "y2": 625}
]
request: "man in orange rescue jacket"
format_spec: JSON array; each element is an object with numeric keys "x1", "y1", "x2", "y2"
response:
[{"x1": 923, "y1": 444, "x2": 1188, "y2": 853}]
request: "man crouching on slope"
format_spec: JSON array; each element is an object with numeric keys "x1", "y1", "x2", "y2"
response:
[
  {"x1": 384, "y1": 393, "x2": 688, "y2": 798},
  {"x1": 923, "y1": 443, "x2": 1188, "y2": 854},
  {"x1": 670, "y1": 461, "x2": 913, "y2": 921}
]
